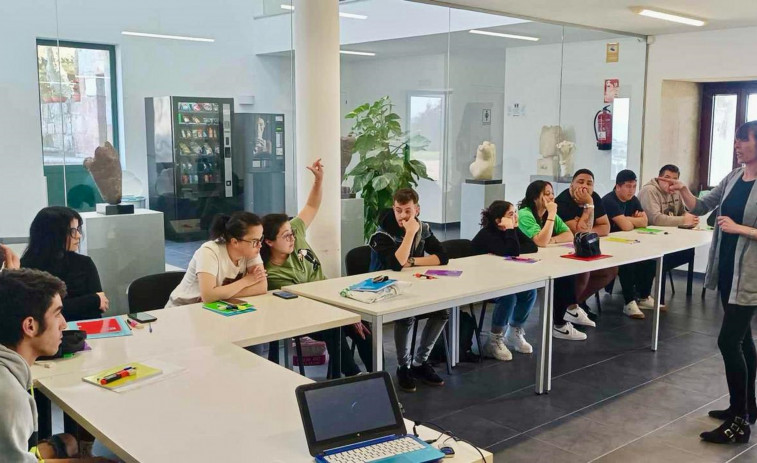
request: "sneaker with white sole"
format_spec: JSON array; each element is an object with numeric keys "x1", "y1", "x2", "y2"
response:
[
  {"x1": 552, "y1": 322, "x2": 587, "y2": 341},
  {"x1": 563, "y1": 305, "x2": 596, "y2": 327},
  {"x1": 623, "y1": 300, "x2": 645, "y2": 319},
  {"x1": 483, "y1": 332, "x2": 512, "y2": 361},
  {"x1": 637, "y1": 296, "x2": 666, "y2": 311},
  {"x1": 505, "y1": 325, "x2": 533, "y2": 354}
]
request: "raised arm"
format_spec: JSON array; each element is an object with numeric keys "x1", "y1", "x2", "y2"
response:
[{"x1": 297, "y1": 158, "x2": 324, "y2": 228}]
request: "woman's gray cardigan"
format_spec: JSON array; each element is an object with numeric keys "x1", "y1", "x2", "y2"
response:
[{"x1": 691, "y1": 167, "x2": 757, "y2": 306}]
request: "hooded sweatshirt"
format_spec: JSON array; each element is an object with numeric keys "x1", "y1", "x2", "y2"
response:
[
  {"x1": 0, "y1": 344, "x2": 39, "y2": 462},
  {"x1": 638, "y1": 178, "x2": 687, "y2": 227},
  {"x1": 368, "y1": 209, "x2": 449, "y2": 272}
]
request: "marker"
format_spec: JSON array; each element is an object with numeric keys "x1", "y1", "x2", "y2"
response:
[
  {"x1": 99, "y1": 367, "x2": 136, "y2": 385},
  {"x1": 149, "y1": 322, "x2": 153, "y2": 333}
]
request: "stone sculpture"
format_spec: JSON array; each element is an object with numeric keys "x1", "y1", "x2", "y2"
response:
[
  {"x1": 83, "y1": 141, "x2": 122, "y2": 205},
  {"x1": 536, "y1": 125, "x2": 564, "y2": 177},
  {"x1": 556, "y1": 140, "x2": 576, "y2": 179},
  {"x1": 469, "y1": 141, "x2": 496, "y2": 180}
]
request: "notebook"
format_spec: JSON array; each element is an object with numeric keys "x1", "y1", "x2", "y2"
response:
[
  {"x1": 347, "y1": 278, "x2": 398, "y2": 292},
  {"x1": 202, "y1": 300, "x2": 256, "y2": 316},
  {"x1": 82, "y1": 362, "x2": 162, "y2": 390},
  {"x1": 424, "y1": 269, "x2": 463, "y2": 277},
  {"x1": 68, "y1": 316, "x2": 132, "y2": 339}
]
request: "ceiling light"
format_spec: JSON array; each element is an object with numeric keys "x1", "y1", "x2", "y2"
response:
[
  {"x1": 280, "y1": 4, "x2": 367, "y2": 19},
  {"x1": 340, "y1": 50, "x2": 376, "y2": 56},
  {"x1": 469, "y1": 29, "x2": 539, "y2": 42},
  {"x1": 631, "y1": 7, "x2": 706, "y2": 26},
  {"x1": 121, "y1": 31, "x2": 214, "y2": 42}
]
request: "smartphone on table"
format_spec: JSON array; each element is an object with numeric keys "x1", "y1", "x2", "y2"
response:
[
  {"x1": 128, "y1": 312, "x2": 158, "y2": 324},
  {"x1": 273, "y1": 290, "x2": 298, "y2": 300}
]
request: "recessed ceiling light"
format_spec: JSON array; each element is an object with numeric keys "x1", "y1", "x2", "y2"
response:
[
  {"x1": 469, "y1": 29, "x2": 539, "y2": 42},
  {"x1": 121, "y1": 31, "x2": 214, "y2": 42},
  {"x1": 340, "y1": 50, "x2": 376, "y2": 56},
  {"x1": 280, "y1": 4, "x2": 367, "y2": 19},
  {"x1": 630, "y1": 7, "x2": 706, "y2": 26}
]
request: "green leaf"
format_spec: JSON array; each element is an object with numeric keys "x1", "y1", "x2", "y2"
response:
[{"x1": 371, "y1": 174, "x2": 392, "y2": 191}]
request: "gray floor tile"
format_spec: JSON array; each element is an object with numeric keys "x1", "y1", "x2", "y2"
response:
[
  {"x1": 432, "y1": 409, "x2": 519, "y2": 449},
  {"x1": 490, "y1": 435, "x2": 585, "y2": 463},
  {"x1": 593, "y1": 435, "x2": 715, "y2": 463},
  {"x1": 617, "y1": 380, "x2": 722, "y2": 415},
  {"x1": 729, "y1": 444, "x2": 757, "y2": 462},
  {"x1": 649, "y1": 413, "x2": 750, "y2": 461},
  {"x1": 576, "y1": 394, "x2": 683, "y2": 436}
]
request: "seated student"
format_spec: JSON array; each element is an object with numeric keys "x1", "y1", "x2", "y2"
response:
[
  {"x1": 166, "y1": 211, "x2": 267, "y2": 307},
  {"x1": 0, "y1": 269, "x2": 116, "y2": 462},
  {"x1": 1, "y1": 243, "x2": 20, "y2": 270},
  {"x1": 369, "y1": 187, "x2": 449, "y2": 392},
  {"x1": 555, "y1": 169, "x2": 620, "y2": 318},
  {"x1": 21, "y1": 207, "x2": 108, "y2": 322},
  {"x1": 262, "y1": 159, "x2": 373, "y2": 377},
  {"x1": 638, "y1": 164, "x2": 698, "y2": 298},
  {"x1": 602, "y1": 169, "x2": 658, "y2": 315},
  {"x1": 518, "y1": 180, "x2": 593, "y2": 340},
  {"x1": 472, "y1": 200, "x2": 538, "y2": 359}
]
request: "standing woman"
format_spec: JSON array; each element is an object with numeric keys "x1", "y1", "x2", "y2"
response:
[
  {"x1": 518, "y1": 180, "x2": 594, "y2": 340},
  {"x1": 662, "y1": 120, "x2": 757, "y2": 444},
  {"x1": 21, "y1": 206, "x2": 108, "y2": 321}
]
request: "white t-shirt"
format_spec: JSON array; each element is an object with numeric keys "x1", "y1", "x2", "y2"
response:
[{"x1": 166, "y1": 240, "x2": 263, "y2": 307}]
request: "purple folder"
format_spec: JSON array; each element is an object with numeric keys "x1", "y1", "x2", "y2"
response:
[{"x1": 424, "y1": 269, "x2": 463, "y2": 277}]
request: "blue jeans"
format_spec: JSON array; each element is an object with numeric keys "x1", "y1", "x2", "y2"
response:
[{"x1": 491, "y1": 289, "x2": 536, "y2": 330}]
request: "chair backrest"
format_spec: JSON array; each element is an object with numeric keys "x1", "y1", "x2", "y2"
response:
[
  {"x1": 441, "y1": 239, "x2": 474, "y2": 260},
  {"x1": 127, "y1": 271, "x2": 186, "y2": 313},
  {"x1": 345, "y1": 245, "x2": 372, "y2": 276}
]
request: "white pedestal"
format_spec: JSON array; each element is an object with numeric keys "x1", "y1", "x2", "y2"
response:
[
  {"x1": 80, "y1": 209, "x2": 165, "y2": 315},
  {"x1": 341, "y1": 197, "x2": 364, "y2": 276},
  {"x1": 460, "y1": 181, "x2": 505, "y2": 240}
]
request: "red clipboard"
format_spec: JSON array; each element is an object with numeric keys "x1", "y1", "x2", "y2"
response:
[{"x1": 560, "y1": 253, "x2": 613, "y2": 261}]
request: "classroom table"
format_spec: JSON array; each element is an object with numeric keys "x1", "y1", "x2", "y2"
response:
[{"x1": 37, "y1": 343, "x2": 492, "y2": 463}]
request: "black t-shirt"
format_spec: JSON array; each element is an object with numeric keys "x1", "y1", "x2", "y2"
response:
[
  {"x1": 718, "y1": 176, "x2": 756, "y2": 294},
  {"x1": 555, "y1": 189, "x2": 607, "y2": 223},
  {"x1": 602, "y1": 191, "x2": 644, "y2": 233}
]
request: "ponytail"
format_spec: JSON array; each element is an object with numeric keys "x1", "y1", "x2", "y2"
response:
[
  {"x1": 209, "y1": 212, "x2": 261, "y2": 242},
  {"x1": 480, "y1": 200, "x2": 513, "y2": 230}
]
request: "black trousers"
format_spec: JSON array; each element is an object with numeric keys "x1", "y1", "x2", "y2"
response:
[
  {"x1": 553, "y1": 275, "x2": 578, "y2": 325},
  {"x1": 617, "y1": 259, "x2": 656, "y2": 304},
  {"x1": 719, "y1": 289, "x2": 757, "y2": 416}
]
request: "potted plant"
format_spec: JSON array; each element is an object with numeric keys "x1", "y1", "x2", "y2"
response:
[{"x1": 343, "y1": 96, "x2": 432, "y2": 241}]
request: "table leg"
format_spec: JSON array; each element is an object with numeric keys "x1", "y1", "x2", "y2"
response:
[
  {"x1": 652, "y1": 256, "x2": 663, "y2": 351},
  {"x1": 284, "y1": 339, "x2": 293, "y2": 371},
  {"x1": 450, "y1": 306, "x2": 460, "y2": 367},
  {"x1": 536, "y1": 279, "x2": 553, "y2": 394},
  {"x1": 372, "y1": 316, "x2": 384, "y2": 372},
  {"x1": 687, "y1": 250, "x2": 695, "y2": 296}
]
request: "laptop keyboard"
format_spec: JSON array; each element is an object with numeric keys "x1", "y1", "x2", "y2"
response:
[{"x1": 324, "y1": 436, "x2": 426, "y2": 462}]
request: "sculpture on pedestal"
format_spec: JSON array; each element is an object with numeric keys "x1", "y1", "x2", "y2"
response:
[
  {"x1": 84, "y1": 141, "x2": 134, "y2": 214},
  {"x1": 469, "y1": 141, "x2": 496, "y2": 180},
  {"x1": 536, "y1": 125, "x2": 563, "y2": 177},
  {"x1": 556, "y1": 140, "x2": 576, "y2": 179}
]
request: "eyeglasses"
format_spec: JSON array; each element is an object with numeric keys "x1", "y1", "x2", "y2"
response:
[
  {"x1": 239, "y1": 238, "x2": 264, "y2": 248},
  {"x1": 68, "y1": 227, "x2": 83, "y2": 238},
  {"x1": 278, "y1": 232, "x2": 295, "y2": 242}
]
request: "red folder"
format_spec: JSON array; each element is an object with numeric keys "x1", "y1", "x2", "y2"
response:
[
  {"x1": 560, "y1": 253, "x2": 613, "y2": 261},
  {"x1": 75, "y1": 318, "x2": 122, "y2": 335}
]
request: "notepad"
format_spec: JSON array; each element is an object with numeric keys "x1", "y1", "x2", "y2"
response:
[
  {"x1": 348, "y1": 278, "x2": 398, "y2": 292},
  {"x1": 203, "y1": 300, "x2": 256, "y2": 317},
  {"x1": 68, "y1": 316, "x2": 132, "y2": 339},
  {"x1": 424, "y1": 269, "x2": 463, "y2": 277},
  {"x1": 83, "y1": 362, "x2": 162, "y2": 391},
  {"x1": 636, "y1": 227, "x2": 663, "y2": 234}
]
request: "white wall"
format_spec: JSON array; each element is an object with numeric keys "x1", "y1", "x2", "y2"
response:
[
  {"x1": 644, "y1": 26, "x2": 757, "y2": 187},
  {"x1": 503, "y1": 37, "x2": 646, "y2": 203},
  {"x1": 659, "y1": 81, "x2": 702, "y2": 188},
  {"x1": 0, "y1": 0, "x2": 296, "y2": 237}
]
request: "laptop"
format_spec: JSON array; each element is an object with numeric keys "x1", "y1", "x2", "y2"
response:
[{"x1": 295, "y1": 371, "x2": 446, "y2": 463}]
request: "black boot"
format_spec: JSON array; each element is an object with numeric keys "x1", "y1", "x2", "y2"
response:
[
  {"x1": 708, "y1": 406, "x2": 757, "y2": 425},
  {"x1": 700, "y1": 416, "x2": 751, "y2": 444}
]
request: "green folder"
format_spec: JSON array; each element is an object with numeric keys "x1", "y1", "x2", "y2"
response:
[{"x1": 202, "y1": 301, "x2": 256, "y2": 317}]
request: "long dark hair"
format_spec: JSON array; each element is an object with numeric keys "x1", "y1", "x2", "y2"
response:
[
  {"x1": 519, "y1": 180, "x2": 552, "y2": 226},
  {"x1": 480, "y1": 200, "x2": 514, "y2": 230},
  {"x1": 736, "y1": 120, "x2": 757, "y2": 142},
  {"x1": 21, "y1": 206, "x2": 83, "y2": 275},
  {"x1": 209, "y1": 211, "x2": 262, "y2": 243},
  {"x1": 260, "y1": 213, "x2": 290, "y2": 263}
]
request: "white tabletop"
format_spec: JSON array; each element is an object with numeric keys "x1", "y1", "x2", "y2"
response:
[
  {"x1": 33, "y1": 292, "x2": 360, "y2": 381},
  {"x1": 38, "y1": 344, "x2": 491, "y2": 463}
]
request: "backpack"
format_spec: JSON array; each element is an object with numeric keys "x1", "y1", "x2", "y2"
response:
[{"x1": 428, "y1": 311, "x2": 478, "y2": 364}]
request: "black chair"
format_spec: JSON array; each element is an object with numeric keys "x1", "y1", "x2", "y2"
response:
[
  {"x1": 345, "y1": 245, "x2": 372, "y2": 276},
  {"x1": 442, "y1": 239, "x2": 474, "y2": 260},
  {"x1": 440, "y1": 239, "x2": 481, "y2": 365},
  {"x1": 127, "y1": 271, "x2": 186, "y2": 313}
]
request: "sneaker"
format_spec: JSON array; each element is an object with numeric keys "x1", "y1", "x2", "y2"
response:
[
  {"x1": 552, "y1": 322, "x2": 587, "y2": 341},
  {"x1": 563, "y1": 305, "x2": 596, "y2": 327},
  {"x1": 483, "y1": 332, "x2": 513, "y2": 361},
  {"x1": 579, "y1": 301, "x2": 600, "y2": 322},
  {"x1": 396, "y1": 365, "x2": 416, "y2": 392},
  {"x1": 637, "y1": 296, "x2": 667, "y2": 311},
  {"x1": 623, "y1": 300, "x2": 645, "y2": 319},
  {"x1": 411, "y1": 362, "x2": 445, "y2": 387},
  {"x1": 505, "y1": 325, "x2": 533, "y2": 354}
]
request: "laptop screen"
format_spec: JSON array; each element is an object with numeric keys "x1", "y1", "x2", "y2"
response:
[{"x1": 304, "y1": 375, "x2": 398, "y2": 442}]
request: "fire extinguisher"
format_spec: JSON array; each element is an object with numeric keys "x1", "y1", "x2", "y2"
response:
[{"x1": 594, "y1": 105, "x2": 612, "y2": 151}]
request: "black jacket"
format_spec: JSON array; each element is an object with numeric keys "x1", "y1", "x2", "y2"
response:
[
  {"x1": 471, "y1": 227, "x2": 538, "y2": 257},
  {"x1": 368, "y1": 209, "x2": 449, "y2": 271}
]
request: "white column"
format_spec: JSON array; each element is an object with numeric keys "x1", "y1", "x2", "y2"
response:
[{"x1": 293, "y1": 0, "x2": 342, "y2": 277}]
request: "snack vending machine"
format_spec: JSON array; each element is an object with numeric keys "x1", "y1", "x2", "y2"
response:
[{"x1": 146, "y1": 96, "x2": 242, "y2": 240}]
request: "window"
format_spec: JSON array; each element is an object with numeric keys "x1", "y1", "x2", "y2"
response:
[
  {"x1": 699, "y1": 81, "x2": 757, "y2": 188},
  {"x1": 407, "y1": 93, "x2": 446, "y2": 183},
  {"x1": 36, "y1": 40, "x2": 118, "y2": 166}
]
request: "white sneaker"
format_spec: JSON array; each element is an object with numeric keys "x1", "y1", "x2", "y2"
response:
[
  {"x1": 483, "y1": 332, "x2": 512, "y2": 361},
  {"x1": 623, "y1": 300, "x2": 645, "y2": 319},
  {"x1": 505, "y1": 325, "x2": 533, "y2": 354},
  {"x1": 563, "y1": 305, "x2": 596, "y2": 327},
  {"x1": 552, "y1": 322, "x2": 587, "y2": 341},
  {"x1": 637, "y1": 296, "x2": 666, "y2": 311}
]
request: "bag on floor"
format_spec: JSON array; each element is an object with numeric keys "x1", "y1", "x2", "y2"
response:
[{"x1": 292, "y1": 336, "x2": 328, "y2": 366}]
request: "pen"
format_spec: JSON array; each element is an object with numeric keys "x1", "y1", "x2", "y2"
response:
[
  {"x1": 149, "y1": 322, "x2": 153, "y2": 333},
  {"x1": 99, "y1": 366, "x2": 136, "y2": 385}
]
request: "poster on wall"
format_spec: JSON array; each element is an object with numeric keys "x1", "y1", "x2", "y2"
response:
[
  {"x1": 606, "y1": 43, "x2": 619, "y2": 63},
  {"x1": 604, "y1": 79, "x2": 619, "y2": 103}
]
